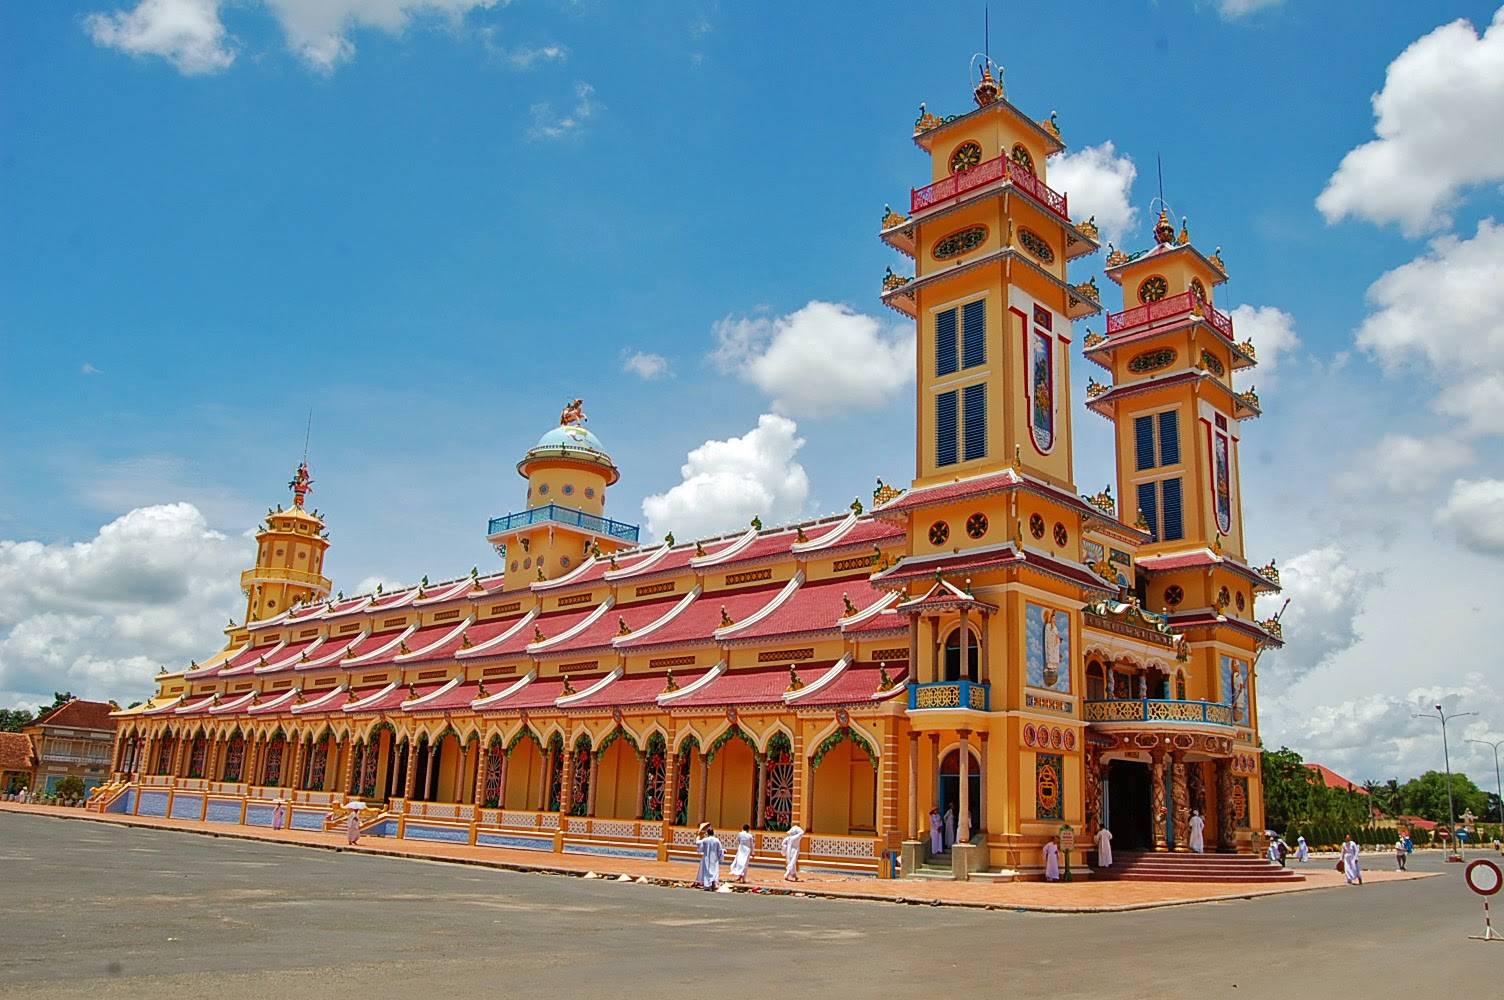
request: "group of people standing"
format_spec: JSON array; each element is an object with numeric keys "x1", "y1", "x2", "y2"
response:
[
  {"x1": 926, "y1": 804, "x2": 973, "y2": 853},
  {"x1": 693, "y1": 823, "x2": 804, "y2": 890}
]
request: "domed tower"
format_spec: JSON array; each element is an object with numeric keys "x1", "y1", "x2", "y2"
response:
[
  {"x1": 487, "y1": 399, "x2": 640, "y2": 590},
  {"x1": 240, "y1": 462, "x2": 332, "y2": 622}
]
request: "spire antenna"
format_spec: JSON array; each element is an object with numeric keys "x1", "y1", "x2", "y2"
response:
[
  {"x1": 984, "y1": 5, "x2": 990, "y2": 67},
  {"x1": 1157, "y1": 152, "x2": 1165, "y2": 209},
  {"x1": 302, "y1": 409, "x2": 312, "y2": 465}
]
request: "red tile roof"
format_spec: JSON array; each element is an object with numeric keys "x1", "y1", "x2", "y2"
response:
[
  {"x1": 539, "y1": 595, "x2": 683, "y2": 656},
  {"x1": 403, "y1": 680, "x2": 481, "y2": 715},
  {"x1": 665, "y1": 665, "x2": 796, "y2": 708},
  {"x1": 0, "y1": 732, "x2": 34, "y2": 771},
  {"x1": 789, "y1": 663, "x2": 909, "y2": 707},
  {"x1": 1136, "y1": 549, "x2": 1281, "y2": 593},
  {"x1": 873, "y1": 470, "x2": 1022, "y2": 516},
  {"x1": 724, "y1": 576, "x2": 888, "y2": 642},
  {"x1": 621, "y1": 585, "x2": 785, "y2": 649},
  {"x1": 30, "y1": 699, "x2": 118, "y2": 732},
  {"x1": 560, "y1": 670, "x2": 710, "y2": 710},
  {"x1": 1306, "y1": 763, "x2": 1366, "y2": 794}
]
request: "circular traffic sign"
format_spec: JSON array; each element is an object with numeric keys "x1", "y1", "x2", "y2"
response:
[{"x1": 1465, "y1": 858, "x2": 1502, "y2": 896}]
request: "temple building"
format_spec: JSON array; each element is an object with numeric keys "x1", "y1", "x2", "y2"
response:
[{"x1": 99, "y1": 59, "x2": 1284, "y2": 881}]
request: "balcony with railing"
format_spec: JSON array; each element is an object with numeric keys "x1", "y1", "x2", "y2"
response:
[
  {"x1": 42, "y1": 750, "x2": 113, "y2": 766},
  {"x1": 1083, "y1": 698, "x2": 1236, "y2": 727},
  {"x1": 487, "y1": 503, "x2": 640, "y2": 543},
  {"x1": 908, "y1": 679, "x2": 990, "y2": 712},
  {"x1": 1105, "y1": 290, "x2": 1234, "y2": 340},
  {"x1": 910, "y1": 154, "x2": 1068, "y2": 222}
]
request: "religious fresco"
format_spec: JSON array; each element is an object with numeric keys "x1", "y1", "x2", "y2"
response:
[
  {"x1": 1026, "y1": 602, "x2": 1071, "y2": 693},
  {"x1": 1029, "y1": 329, "x2": 1055, "y2": 452},
  {"x1": 1232, "y1": 777, "x2": 1250, "y2": 828},
  {"x1": 1036, "y1": 752, "x2": 1064, "y2": 821},
  {"x1": 1213, "y1": 430, "x2": 1232, "y2": 534},
  {"x1": 1220, "y1": 655, "x2": 1249, "y2": 724}
]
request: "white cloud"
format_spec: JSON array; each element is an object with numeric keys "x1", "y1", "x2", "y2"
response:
[
  {"x1": 1228, "y1": 305, "x2": 1299, "y2": 389},
  {"x1": 499, "y1": 42, "x2": 565, "y2": 70},
  {"x1": 1337, "y1": 433, "x2": 1475, "y2": 496},
  {"x1": 84, "y1": 0, "x2": 237, "y2": 75},
  {"x1": 0, "y1": 504, "x2": 250, "y2": 706},
  {"x1": 710, "y1": 301, "x2": 912, "y2": 418},
  {"x1": 641, "y1": 414, "x2": 809, "y2": 541},
  {"x1": 262, "y1": 0, "x2": 503, "y2": 72},
  {"x1": 81, "y1": 363, "x2": 102, "y2": 375},
  {"x1": 353, "y1": 574, "x2": 405, "y2": 596},
  {"x1": 529, "y1": 81, "x2": 600, "y2": 140},
  {"x1": 1255, "y1": 545, "x2": 1367, "y2": 687},
  {"x1": 1317, "y1": 9, "x2": 1504, "y2": 234},
  {"x1": 1048, "y1": 141, "x2": 1137, "y2": 245},
  {"x1": 1356, "y1": 218, "x2": 1504, "y2": 437},
  {"x1": 620, "y1": 350, "x2": 671, "y2": 380},
  {"x1": 1215, "y1": 0, "x2": 1284, "y2": 17},
  {"x1": 1436, "y1": 478, "x2": 1504, "y2": 555}
]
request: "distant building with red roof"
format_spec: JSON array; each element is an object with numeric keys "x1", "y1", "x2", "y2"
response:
[
  {"x1": 0, "y1": 731, "x2": 35, "y2": 793},
  {"x1": 22, "y1": 699, "x2": 118, "y2": 795},
  {"x1": 1306, "y1": 763, "x2": 1367, "y2": 795}
]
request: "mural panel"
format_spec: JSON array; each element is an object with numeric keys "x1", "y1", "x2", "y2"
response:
[
  {"x1": 1213, "y1": 430, "x2": 1232, "y2": 534},
  {"x1": 1035, "y1": 752, "x2": 1064, "y2": 821},
  {"x1": 1026, "y1": 602, "x2": 1072, "y2": 693},
  {"x1": 1220, "y1": 655, "x2": 1249, "y2": 725},
  {"x1": 1029, "y1": 329, "x2": 1055, "y2": 452}
]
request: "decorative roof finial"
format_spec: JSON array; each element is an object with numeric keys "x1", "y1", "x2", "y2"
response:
[
  {"x1": 559, "y1": 398, "x2": 586, "y2": 426},
  {"x1": 973, "y1": 60, "x2": 1002, "y2": 108},
  {"x1": 1153, "y1": 209, "x2": 1176, "y2": 246},
  {"x1": 288, "y1": 461, "x2": 313, "y2": 508},
  {"x1": 1178, "y1": 216, "x2": 1190, "y2": 245}
]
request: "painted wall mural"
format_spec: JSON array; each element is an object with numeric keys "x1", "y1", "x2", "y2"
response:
[
  {"x1": 1036, "y1": 752, "x2": 1064, "y2": 821},
  {"x1": 1029, "y1": 328, "x2": 1055, "y2": 452},
  {"x1": 1026, "y1": 602, "x2": 1072, "y2": 693},
  {"x1": 1220, "y1": 655, "x2": 1249, "y2": 725},
  {"x1": 1213, "y1": 429, "x2": 1232, "y2": 534}
]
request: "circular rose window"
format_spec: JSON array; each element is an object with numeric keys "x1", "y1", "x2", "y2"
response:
[
  {"x1": 1164, "y1": 585, "x2": 1184, "y2": 608},
  {"x1": 965, "y1": 512, "x2": 989, "y2": 539},
  {"x1": 1029, "y1": 513, "x2": 1046, "y2": 539},
  {"x1": 1053, "y1": 522, "x2": 1068, "y2": 547},
  {"x1": 928, "y1": 521, "x2": 950, "y2": 546},
  {"x1": 1138, "y1": 275, "x2": 1169, "y2": 303}
]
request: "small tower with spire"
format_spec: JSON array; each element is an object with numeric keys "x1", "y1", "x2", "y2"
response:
[{"x1": 239, "y1": 462, "x2": 332, "y2": 622}]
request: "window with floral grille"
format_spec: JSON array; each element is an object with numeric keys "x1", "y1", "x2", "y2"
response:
[
  {"x1": 674, "y1": 743, "x2": 695, "y2": 825},
  {"x1": 547, "y1": 735, "x2": 564, "y2": 812},
  {"x1": 360, "y1": 740, "x2": 379, "y2": 797},
  {"x1": 641, "y1": 734, "x2": 667, "y2": 821},
  {"x1": 223, "y1": 736, "x2": 245, "y2": 783},
  {"x1": 1137, "y1": 275, "x2": 1169, "y2": 303},
  {"x1": 187, "y1": 736, "x2": 207, "y2": 779},
  {"x1": 949, "y1": 140, "x2": 983, "y2": 174},
  {"x1": 1235, "y1": 591, "x2": 1246, "y2": 612},
  {"x1": 348, "y1": 742, "x2": 364, "y2": 794},
  {"x1": 928, "y1": 520, "x2": 950, "y2": 545},
  {"x1": 1163, "y1": 585, "x2": 1184, "y2": 608},
  {"x1": 307, "y1": 740, "x2": 328, "y2": 791},
  {"x1": 483, "y1": 743, "x2": 504, "y2": 807},
  {"x1": 1052, "y1": 522, "x2": 1068, "y2": 547},
  {"x1": 763, "y1": 733, "x2": 794, "y2": 831},
  {"x1": 263, "y1": 738, "x2": 285, "y2": 786},
  {"x1": 1010, "y1": 143, "x2": 1035, "y2": 175},
  {"x1": 1029, "y1": 513, "x2": 1046, "y2": 539},
  {"x1": 965, "y1": 512, "x2": 989, "y2": 539}
]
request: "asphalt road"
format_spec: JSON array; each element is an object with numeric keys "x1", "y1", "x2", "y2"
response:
[{"x1": 0, "y1": 811, "x2": 1496, "y2": 999}]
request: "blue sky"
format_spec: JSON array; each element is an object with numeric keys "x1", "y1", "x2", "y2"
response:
[{"x1": 3, "y1": 0, "x2": 1504, "y2": 786}]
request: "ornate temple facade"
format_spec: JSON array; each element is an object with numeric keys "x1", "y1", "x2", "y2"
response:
[{"x1": 98, "y1": 61, "x2": 1283, "y2": 880}]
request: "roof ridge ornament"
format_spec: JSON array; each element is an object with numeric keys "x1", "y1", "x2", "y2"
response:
[
  {"x1": 1153, "y1": 208, "x2": 1176, "y2": 246},
  {"x1": 972, "y1": 58, "x2": 1002, "y2": 107},
  {"x1": 559, "y1": 398, "x2": 587, "y2": 426}
]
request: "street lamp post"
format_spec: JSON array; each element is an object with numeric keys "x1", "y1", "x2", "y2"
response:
[
  {"x1": 1413, "y1": 704, "x2": 1476, "y2": 861},
  {"x1": 1467, "y1": 738, "x2": 1504, "y2": 840}
]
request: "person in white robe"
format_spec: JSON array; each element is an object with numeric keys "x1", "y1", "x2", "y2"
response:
[
  {"x1": 781, "y1": 824, "x2": 804, "y2": 881},
  {"x1": 271, "y1": 799, "x2": 287, "y2": 830},
  {"x1": 943, "y1": 805, "x2": 956, "y2": 848},
  {"x1": 694, "y1": 824, "x2": 724, "y2": 889},
  {"x1": 1296, "y1": 835, "x2": 1309, "y2": 862},
  {"x1": 928, "y1": 808, "x2": 944, "y2": 854},
  {"x1": 1094, "y1": 825, "x2": 1113, "y2": 868},
  {"x1": 1340, "y1": 835, "x2": 1362, "y2": 885},
  {"x1": 1043, "y1": 836, "x2": 1061, "y2": 881},
  {"x1": 345, "y1": 801, "x2": 364, "y2": 845},
  {"x1": 729, "y1": 825, "x2": 755, "y2": 882},
  {"x1": 1188, "y1": 810, "x2": 1205, "y2": 853},
  {"x1": 1266, "y1": 836, "x2": 1280, "y2": 865}
]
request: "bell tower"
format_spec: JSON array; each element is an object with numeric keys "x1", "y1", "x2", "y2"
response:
[
  {"x1": 487, "y1": 400, "x2": 640, "y2": 591},
  {"x1": 1084, "y1": 210, "x2": 1261, "y2": 559},
  {"x1": 240, "y1": 462, "x2": 332, "y2": 622}
]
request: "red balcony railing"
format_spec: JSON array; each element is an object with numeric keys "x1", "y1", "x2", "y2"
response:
[
  {"x1": 910, "y1": 155, "x2": 1069, "y2": 222},
  {"x1": 1105, "y1": 290, "x2": 1234, "y2": 340}
]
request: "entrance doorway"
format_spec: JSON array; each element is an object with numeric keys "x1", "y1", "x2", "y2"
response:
[
  {"x1": 938, "y1": 748, "x2": 983, "y2": 845},
  {"x1": 1107, "y1": 759, "x2": 1152, "y2": 851}
]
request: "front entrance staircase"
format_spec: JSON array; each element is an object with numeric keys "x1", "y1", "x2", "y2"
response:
[
  {"x1": 1093, "y1": 851, "x2": 1304, "y2": 883},
  {"x1": 907, "y1": 836, "x2": 1015, "y2": 882}
]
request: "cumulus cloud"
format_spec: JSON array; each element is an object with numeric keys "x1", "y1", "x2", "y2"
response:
[
  {"x1": 1435, "y1": 478, "x2": 1504, "y2": 555},
  {"x1": 1317, "y1": 9, "x2": 1504, "y2": 234},
  {"x1": 710, "y1": 301, "x2": 912, "y2": 418},
  {"x1": 84, "y1": 0, "x2": 237, "y2": 75},
  {"x1": 641, "y1": 415, "x2": 809, "y2": 541},
  {"x1": 1048, "y1": 141, "x2": 1137, "y2": 244},
  {"x1": 1355, "y1": 218, "x2": 1504, "y2": 437},
  {"x1": 621, "y1": 350, "x2": 671, "y2": 380},
  {"x1": 262, "y1": 0, "x2": 502, "y2": 72},
  {"x1": 1256, "y1": 546, "x2": 1367, "y2": 687},
  {"x1": 0, "y1": 504, "x2": 250, "y2": 707},
  {"x1": 529, "y1": 81, "x2": 600, "y2": 140},
  {"x1": 1337, "y1": 433, "x2": 1475, "y2": 496},
  {"x1": 1228, "y1": 305, "x2": 1299, "y2": 389}
]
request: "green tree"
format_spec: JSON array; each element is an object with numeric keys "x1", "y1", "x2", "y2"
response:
[
  {"x1": 1261, "y1": 746, "x2": 1317, "y2": 830},
  {"x1": 0, "y1": 708, "x2": 34, "y2": 733},
  {"x1": 1397, "y1": 770, "x2": 1489, "y2": 823},
  {"x1": 54, "y1": 775, "x2": 85, "y2": 800},
  {"x1": 36, "y1": 692, "x2": 74, "y2": 718}
]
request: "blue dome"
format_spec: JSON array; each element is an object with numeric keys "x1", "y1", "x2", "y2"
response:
[{"x1": 534, "y1": 424, "x2": 608, "y2": 455}]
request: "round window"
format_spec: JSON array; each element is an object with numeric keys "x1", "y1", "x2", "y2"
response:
[
  {"x1": 1137, "y1": 275, "x2": 1169, "y2": 303},
  {"x1": 560, "y1": 556, "x2": 572, "y2": 569},
  {"x1": 563, "y1": 483, "x2": 574, "y2": 495},
  {"x1": 1029, "y1": 513, "x2": 1046, "y2": 539},
  {"x1": 1009, "y1": 143, "x2": 1035, "y2": 176},
  {"x1": 965, "y1": 512, "x2": 989, "y2": 539},
  {"x1": 510, "y1": 560, "x2": 518, "y2": 571},
  {"x1": 928, "y1": 521, "x2": 950, "y2": 545},
  {"x1": 1052, "y1": 522, "x2": 1068, "y2": 547},
  {"x1": 1235, "y1": 591, "x2": 1246, "y2": 612},
  {"x1": 1164, "y1": 585, "x2": 1184, "y2": 607},
  {"x1": 585, "y1": 487, "x2": 595, "y2": 499},
  {"x1": 537, "y1": 483, "x2": 550, "y2": 496},
  {"x1": 949, "y1": 140, "x2": 983, "y2": 174}
]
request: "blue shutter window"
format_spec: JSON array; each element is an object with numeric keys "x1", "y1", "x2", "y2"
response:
[
  {"x1": 1158, "y1": 410, "x2": 1181, "y2": 465},
  {"x1": 1134, "y1": 416, "x2": 1155, "y2": 471},
  {"x1": 936, "y1": 308, "x2": 958, "y2": 377},
  {"x1": 1161, "y1": 478, "x2": 1184, "y2": 541},
  {"x1": 961, "y1": 299, "x2": 986, "y2": 369},
  {"x1": 962, "y1": 383, "x2": 987, "y2": 461},
  {"x1": 1136, "y1": 481, "x2": 1159, "y2": 542},
  {"x1": 936, "y1": 390, "x2": 959, "y2": 467}
]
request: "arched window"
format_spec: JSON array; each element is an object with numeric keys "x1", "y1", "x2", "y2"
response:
[
  {"x1": 1086, "y1": 661, "x2": 1106, "y2": 700},
  {"x1": 942, "y1": 627, "x2": 980, "y2": 682}
]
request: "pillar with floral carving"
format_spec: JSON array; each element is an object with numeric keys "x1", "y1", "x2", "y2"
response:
[
  {"x1": 1172, "y1": 752, "x2": 1190, "y2": 852},
  {"x1": 1151, "y1": 748, "x2": 1168, "y2": 851}
]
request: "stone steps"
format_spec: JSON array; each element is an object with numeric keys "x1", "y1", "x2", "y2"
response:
[{"x1": 1094, "y1": 851, "x2": 1303, "y2": 883}]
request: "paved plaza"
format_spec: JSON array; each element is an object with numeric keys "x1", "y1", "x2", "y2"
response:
[{"x1": 1, "y1": 810, "x2": 1498, "y2": 999}]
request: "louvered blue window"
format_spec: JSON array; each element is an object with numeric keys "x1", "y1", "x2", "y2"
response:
[
  {"x1": 1158, "y1": 411, "x2": 1181, "y2": 465},
  {"x1": 936, "y1": 309, "x2": 958, "y2": 377},
  {"x1": 936, "y1": 390, "x2": 959, "y2": 467},
  {"x1": 961, "y1": 299, "x2": 986, "y2": 369},
  {"x1": 1134, "y1": 416, "x2": 1155, "y2": 470},
  {"x1": 1161, "y1": 477, "x2": 1184, "y2": 541},
  {"x1": 963, "y1": 383, "x2": 987, "y2": 461},
  {"x1": 1136, "y1": 481, "x2": 1159, "y2": 542}
]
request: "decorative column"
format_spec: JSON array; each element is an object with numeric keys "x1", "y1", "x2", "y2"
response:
[
  {"x1": 959, "y1": 607, "x2": 971, "y2": 683},
  {"x1": 977, "y1": 731, "x2": 989, "y2": 834},
  {"x1": 497, "y1": 743, "x2": 510, "y2": 809},
  {"x1": 1084, "y1": 743, "x2": 1102, "y2": 839},
  {"x1": 929, "y1": 617, "x2": 941, "y2": 682},
  {"x1": 1151, "y1": 748, "x2": 1168, "y2": 852},
  {"x1": 907, "y1": 613, "x2": 919, "y2": 685},
  {"x1": 662, "y1": 742, "x2": 680, "y2": 826},
  {"x1": 754, "y1": 751, "x2": 768, "y2": 829},
  {"x1": 957, "y1": 730, "x2": 971, "y2": 840},
  {"x1": 586, "y1": 750, "x2": 601, "y2": 816},
  {"x1": 540, "y1": 743, "x2": 556, "y2": 811},
  {"x1": 695, "y1": 747, "x2": 709, "y2": 824},
  {"x1": 473, "y1": 743, "x2": 489, "y2": 806},
  {"x1": 791, "y1": 729, "x2": 809, "y2": 832},
  {"x1": 979, "y1": 610, "x2": 990, "y2": 686},
  {"x1": 1216, "y1": 759, "x2": 1237, "y2": 852},
  {"x1": 906, "y1": 731, "x2": 920, "y2": 839},
  {"x1": 342, "y1": 740, "x2": 357, "y2": 797},
  {"x1": 558, "y1": 740, "x2": 576, "y2": 818},
  {"x1": 403, "y1": 741, "x2": 418, "y2": 801},
  {"x1": 1171, "y1": 752, "x2": 1190, "y2": 852},
  {"x1": 929, "y1": 733, "x2": 941, "y2": 808}
]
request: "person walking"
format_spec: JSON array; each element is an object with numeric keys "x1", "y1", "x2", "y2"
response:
[
  {"x1": 1340, "y1": 834, "x2": 1363, "y2": 885},
  {"x1": 1295, "y1": 834, "x2": 1309, "y2": 862},
  {"x1": 728, "y1": 824, "x2": 755, "y2": 883},
  {"x1": 1187, "y1": 810, "x2": 1205, "y2": 854},
  {"x1": 781, "y1": 824, "x2": 804, "y2": 882},
  {"x1": 694, "y1": 823, "x2": 724, "y2": 890},
  {"x1": 1043, "y1": 836, "x2": 1061, "y2": 882},
  {"x1": 1394, "y1": 837, "x2": 1407, "y2": 871},
  {"x1": 346, "y1": 801, "x2": 364, "y2": 845},
  {"x1": 1094, "y1": 824, "x2": 1114, "y2": 868}
]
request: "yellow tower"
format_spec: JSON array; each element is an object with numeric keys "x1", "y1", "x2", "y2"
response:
[
  {"x1": 487, "y1": 399, "x2": 639, "y2": 590},
  {"x1": 1086, "y1": 209, "x2": 1260, "y2": 562},
  {"x1": 240, "y1": 462, "x2": 332, "y2": 622}
]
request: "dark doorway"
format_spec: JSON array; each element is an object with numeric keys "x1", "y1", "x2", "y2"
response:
[
  {"x1": 1107, "y1": 759, "x2": 1152, "y2": 851},
  {"x1": 938, "y1": 749, "x2": 983, "y2": 845}
]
